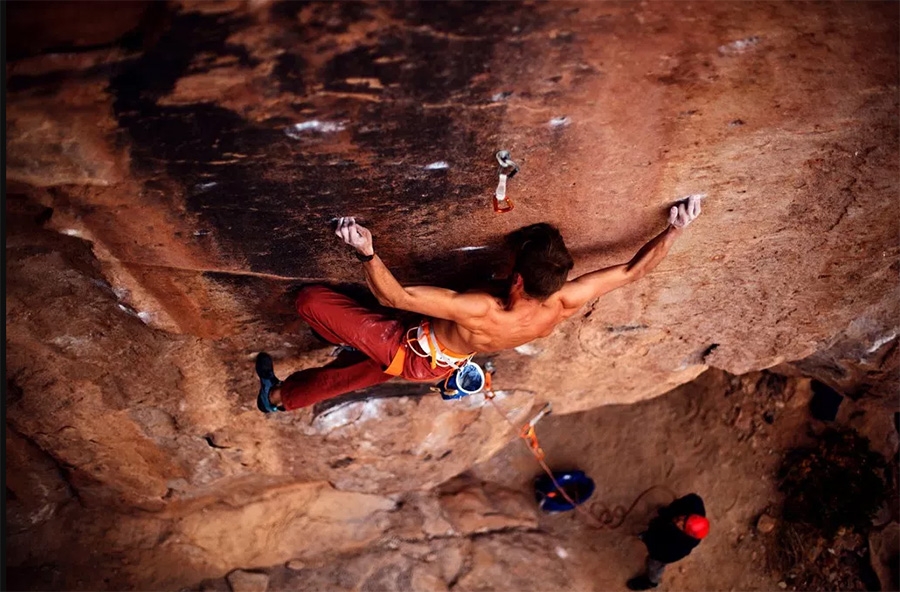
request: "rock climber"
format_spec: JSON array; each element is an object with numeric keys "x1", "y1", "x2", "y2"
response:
[
  {"x1": 626, "y1": 493, "x2": 709, "y2": 590},
  {"x1": 255, "y1": 195, "x2": 703, "y2": 413}
]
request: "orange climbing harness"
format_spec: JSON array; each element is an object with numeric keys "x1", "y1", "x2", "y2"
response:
[
  {"x1": 383, "y1": 346, "x2": 406, "y2": 376},
  {"x1": 384, "y1": 319, "x2": 474, "y2": 376},
  {"x1": 482, "y1": 372, "x2": 677, "y2": 530}
]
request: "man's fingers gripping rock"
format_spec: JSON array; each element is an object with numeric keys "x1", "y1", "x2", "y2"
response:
[
  {"x1": 688, "y1": 195, "x2": 702, "y2": 219},
  {"x1": 668, "y1": 206, "x2": 679, "y2": 226},
  {"x1": 669, "y1": 195, "x2": 704, "y2": 228},
  {"x1": 676, "y1": 203, "x2": 689, "y2": 228}
]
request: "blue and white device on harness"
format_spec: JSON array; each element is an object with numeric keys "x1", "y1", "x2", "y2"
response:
[{"x1": 433, "y1": 362, "x2": 486, "y2": 400}]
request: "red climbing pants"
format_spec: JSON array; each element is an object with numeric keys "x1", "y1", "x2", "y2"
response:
[{"x1": 279, "y1": 285, "x2": 453, "y2": 410}]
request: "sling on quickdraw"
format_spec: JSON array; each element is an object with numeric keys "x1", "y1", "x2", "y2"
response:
[
  {"x1": 520, "y1": 402, "x2": 552, "y2": 461},
  {"x1": 520, "y1": 424, "x2": 545, "y2": 461}
]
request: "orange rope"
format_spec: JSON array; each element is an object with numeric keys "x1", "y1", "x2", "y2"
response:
[{"x1": 484, "y1": 386, "x2": 677, "y2": 529}]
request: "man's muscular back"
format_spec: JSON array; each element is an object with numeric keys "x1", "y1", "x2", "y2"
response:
[
  {"x1": 429, "y1": 266, "x2": 621, "y2": 353},
  {"x1": 432, "y1": 291, "x2": 577, "y2": 353}
]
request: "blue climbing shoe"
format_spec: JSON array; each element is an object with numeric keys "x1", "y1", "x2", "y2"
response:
[
  {"x1": 331, "y1": 344, "x2": 358, "y2": 357},
  {"x1": 255, "y1": 352, "x2": 283, "y2": 413}
]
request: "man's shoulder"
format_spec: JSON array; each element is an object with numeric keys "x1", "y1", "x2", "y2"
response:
[
  {"x1": 460, "y1": 288, "x2": 505, "y2": 306},
  {"x1": 543, "y1": 289, "x2": 582, "y2": 318}
]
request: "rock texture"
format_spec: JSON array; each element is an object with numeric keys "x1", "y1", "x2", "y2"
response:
[
  {"x1": 869, "y1": 522, "x2": 900, "y2": 592},
  {"x1": 5, "y1": 1, "x2": 899, "y2": 590},
  {"x1": 226, "y1": 570, "x2": 269, "y2": 592}
]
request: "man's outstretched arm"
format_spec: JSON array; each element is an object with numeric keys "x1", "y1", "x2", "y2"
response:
[
  {"x1": 334, "y1": 217, "x2": 490, "y2": 322},
  {"x1": 559, "y1": 195, "x2": 702, "y2": 310}
]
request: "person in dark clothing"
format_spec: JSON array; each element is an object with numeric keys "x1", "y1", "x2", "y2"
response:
[{"x1": 627, "y1": 493, "x2": 709, "y2": 590}]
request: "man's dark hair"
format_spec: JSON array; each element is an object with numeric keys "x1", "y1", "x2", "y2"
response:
[{"x1": 507, "y1": 223, "x2": 574, "y2": 299}]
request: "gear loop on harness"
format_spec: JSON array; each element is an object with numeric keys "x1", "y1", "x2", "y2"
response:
[
  {"x1": 404, "y1": 319, "x2": 473, "y2": 371},
  {"x1": 384, "y1": 320, "x2": 474, "y2": 377}
]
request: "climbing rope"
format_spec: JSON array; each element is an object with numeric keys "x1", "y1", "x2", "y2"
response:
[
  {"x1": 586, "y1": 484, "x2": 678, "y2": 529},
  {"x1": 482, "y1": 372, "x2": 677, "y2": 530}
]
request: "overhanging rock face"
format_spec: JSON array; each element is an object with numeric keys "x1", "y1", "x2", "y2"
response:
[{"x1": 5, "y1": 1, "x2": 899, "y2": 588}]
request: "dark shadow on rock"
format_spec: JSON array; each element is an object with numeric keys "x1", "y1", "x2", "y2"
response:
[{"x1": 312, "y1": 381, "x2": 432, "y2": 418}]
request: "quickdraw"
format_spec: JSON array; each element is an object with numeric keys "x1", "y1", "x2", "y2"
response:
[
  {"x1": 519, "y1": 402, "x2": 552, "y2": 461},
  {"x1": 493, "y1": 150, "x2": 519, "y2": 213}
]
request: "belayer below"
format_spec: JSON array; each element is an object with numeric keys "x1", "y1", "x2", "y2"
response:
[
  {"x1": 627, "y1": 493, "x2": 709, "y2": 590},
  {"x1": 255, "y1": 195, "x2": 703, "y2": 413}
]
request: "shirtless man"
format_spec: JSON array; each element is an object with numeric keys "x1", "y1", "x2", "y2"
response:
[{"x1": 255, "y1": 195, "x2": 702, "y2": 413}]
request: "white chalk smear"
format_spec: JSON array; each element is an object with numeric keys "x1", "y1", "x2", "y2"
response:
[
  {"x1": 515, "y1": 343, "x2": 542, "y2": 356},
  {"x1": 52, "y1": 335, "x2": 87, "y2": 349},
  {"x1": 62, "y1": 229, "x2": 83, "y2": 237},
  {"x1": 488, "y1": 390, "x2": 518, "y2": 402},
  {"x1": 196, "y1": 182, "x2": 218, "y2": 191},
  {"x1": 285, "y1": 120, "x2": 346, "y2": 139},
  {"x1": 555, "y1": 547, "x2": 569, "y2": 559},
  {"x1": 30, "y1": 504, "x2": 55, "y2": 525},
  {"x1": 314, "y1": 399, "x2": 384, "y2": 432},
  {"x1": 425, "y1": 161, "x2": 449, "y2": 170},
  {"x1": 117, "y1": 303, "x2": 152, "y2": 325},
  {"x1": 549, "y1": 116, "x2": 571, "y2": 128},
  {"x1": 681, "y1": 192, "x2": 708, "y2": 201},
  {"x1": 453, "y1": 246, "x2": 488, "y2": 252},
  {"x1": 294, "y1": 120, "x2": 345, "y2": 132},
  {"x1": 867, "y1": 332, "x2": 897, "y2": 354},
  {"x1": 718, "y1": 36, "x2": 760, "y2": 55}
]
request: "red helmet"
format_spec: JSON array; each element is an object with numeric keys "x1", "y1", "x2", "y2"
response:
[{"x1": 684, "y1": 515, "x2": 710, "y2": 539}]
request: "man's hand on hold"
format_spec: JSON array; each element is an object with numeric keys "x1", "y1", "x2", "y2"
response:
[
  {"x1": 668, "y1": 194, "x2": 704, "y2": 229},
  {"x1": 335, "y1": 216, "x2": 374, "y2": 256}
]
